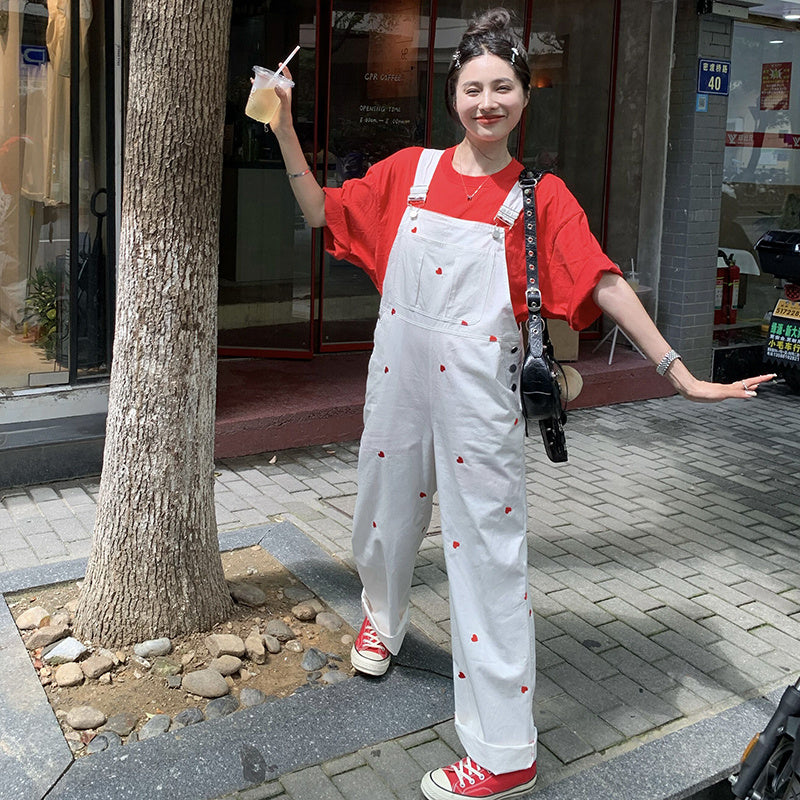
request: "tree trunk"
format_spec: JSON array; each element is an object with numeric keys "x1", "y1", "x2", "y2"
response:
[{"x1": 75, "y1": 0, "x2": 235, "y2": 646}]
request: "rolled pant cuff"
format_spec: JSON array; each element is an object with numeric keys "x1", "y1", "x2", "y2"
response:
[
  {"x1": 455, "y1": 717, "x2": 537, "y2": 775},
  {"x1": 362, "y1": 590, "x2": 407, "y2": 655}
]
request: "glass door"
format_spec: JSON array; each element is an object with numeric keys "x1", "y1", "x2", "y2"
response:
[
  {"x1": 319, "y1": 0, "x2": 430, "y2": 350},
  {"x1": 218, "y1": 0, "x2": 317, "y2": 358}
]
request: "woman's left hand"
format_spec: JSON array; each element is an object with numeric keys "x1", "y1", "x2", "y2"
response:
[{"x1": 678, "y1": 372, "x2": 777, "y2": 403}]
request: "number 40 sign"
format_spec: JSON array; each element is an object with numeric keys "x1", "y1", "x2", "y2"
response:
[{"x1": 697, "y1": 58, "x2": 731, "y2": 95}]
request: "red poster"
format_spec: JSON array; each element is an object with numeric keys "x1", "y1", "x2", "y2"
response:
[{"x1": 760, "y1": 62, "x2": 792, "y2": 110}]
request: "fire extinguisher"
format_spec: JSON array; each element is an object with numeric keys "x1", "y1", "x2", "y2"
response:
[
  {"x1": 727, "y1": 258, "x2": 740, "y2": 324},
  {"x1": 715, "y1": 252, "x2": 729, "y2": 325}
]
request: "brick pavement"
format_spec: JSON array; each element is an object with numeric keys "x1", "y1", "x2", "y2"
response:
[{"x1": 1, "y1": 385, "x2": 799, "y2": 799}]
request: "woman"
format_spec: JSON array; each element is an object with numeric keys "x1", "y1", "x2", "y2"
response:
[{"x1": 268, "y1": 10, "x2": 773, "y2": 800}]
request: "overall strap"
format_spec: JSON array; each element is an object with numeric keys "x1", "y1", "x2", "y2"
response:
[
  {"x1": 408, "y1": 149, "x2": 446, "y2": 205},
  {"x1": 495, "y1": 183, "x2": 524, "y2": 228}
]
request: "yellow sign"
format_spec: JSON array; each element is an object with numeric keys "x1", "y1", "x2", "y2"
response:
[{"x1": 774, "y1": 299, "x2": 800, "y2": 319}]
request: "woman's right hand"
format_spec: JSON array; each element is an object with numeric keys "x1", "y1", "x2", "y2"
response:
[{"x1": 269, "y1": 65, "x2": 294, "y2": 139}]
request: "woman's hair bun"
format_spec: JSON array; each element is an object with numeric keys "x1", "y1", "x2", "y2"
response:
[{"x1": 464, "y1": 7, "x2": 514, "y2": 38}]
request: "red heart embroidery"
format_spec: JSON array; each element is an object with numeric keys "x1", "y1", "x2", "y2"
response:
[
  {"x1": 514, "y1": 418, "x2": 519, "y2": 426},
  {"x1": 435, "y1": 267, "x2": 443, "y2": 275},
  {"x1": 384, "y1": 366, "x2": 389, "y2": 373},
  {"x1": 420, "y1": 492, "x2": 427, "y2": 498},
  {"x1": 440, "y1": 365, "x2": 446, "y2": 372},
  {"x1": 458, "y1": 671, "x2": 466, "y2": 679},
  {"x1": 489, "y1": 335, "x2": 498, "y2": 342},
  {"x1": 505, "y1": 507, "x2": 512, "y2": 514},
  {"x1": 456, "y1": 456, "x2": 464, "y2": 464},
  {"x1": 521, "y1": 686, "x2": 529, "y2": 694},
  {"x1": 453, "y1": 541, "x2": 460, "y2": 548},
  {"x1": 471, "y1": 634, "x2": 478, "y2": 642},
  {"x1": 372, "y1": 521, "x2": 376, "y2": 528},
  {"x1": 529, "y1": 609, "x2": 533, "y2": 616},
  {"x1": 378, "y1": 451, "x2": 385, "y2": 458},
  {"x1": 411, "y1": 227, "x2": 417, "y2": 233},
  {"x1": 461, "y1": 320, "x2": 469, "y2": 326},
  {"x1": 391, "y1": 308, "x2": 396, "y2": 315},
  {"x1": 524, "y1": 592, "x2": 528, "y2": 600}
]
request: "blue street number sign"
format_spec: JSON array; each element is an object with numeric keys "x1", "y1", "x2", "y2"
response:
[{"x1": 697, "y1": 58, "x2": 730, "y2": 95}]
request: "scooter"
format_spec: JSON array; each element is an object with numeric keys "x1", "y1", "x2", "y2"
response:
[{"x1": 729, "y1": 678, "x2": 800, "y2": 800}]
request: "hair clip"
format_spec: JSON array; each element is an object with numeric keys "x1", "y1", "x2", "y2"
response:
[
  {"x1": 511, "y1": 46, "x2": 519, "y2": 65},
  {"x1": 452, "y1": 49, "x2": 461, "y2": 69}
]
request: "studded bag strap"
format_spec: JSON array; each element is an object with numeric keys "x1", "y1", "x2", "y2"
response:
[{"x1": 519, "y1": 167, "x2": 545, "y2": 358}]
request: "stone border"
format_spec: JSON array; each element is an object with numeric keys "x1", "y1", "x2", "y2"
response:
[{"x1": 0, "y1": 523, "x2": 453, "y2": 800}]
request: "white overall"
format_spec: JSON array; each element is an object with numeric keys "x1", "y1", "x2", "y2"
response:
[{"x1": 352, "y1": 150, "x2": 537, "y2": 774}]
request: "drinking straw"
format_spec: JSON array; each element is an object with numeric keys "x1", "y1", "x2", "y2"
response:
[{"x1": 276, "y1": 45, "x2": 301, "y2": 74}]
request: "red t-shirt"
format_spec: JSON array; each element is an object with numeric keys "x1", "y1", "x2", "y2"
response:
[{"x1": 323, "y1": 146, "x2": 621, "y2": 330}]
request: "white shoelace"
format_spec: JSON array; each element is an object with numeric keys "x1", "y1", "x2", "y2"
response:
[
  {"x1": 452, "y1": 757, "x2": 486, "y2": 787},
  {"x1": 360, "y1": 623, "x2": 385, "y2": 651}
]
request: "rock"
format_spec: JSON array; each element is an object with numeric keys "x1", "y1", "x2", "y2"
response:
[
  {"x1": 283, "y1": 586, "x2": 314, "y2": 602},
  {"x1": 284, "y1": 640, "x2": 303, "y2": 653},
  {"x1": 182, "y1": 668, "x2": 229, "y2": 698},
  {"x1": 301, "y1": 647, "x2": 328, "y2": 672},
  {"x1": 263, "y1": 635, "x2": 281, "y2": 654},
  {"x1": 316, "y1": 612, "x2": 344, "y2": 632},
  {"x1": 151, "y1": 657, "x2": 182, "y2": 677},
  {"x1": 228, "y1": 581, "x2": 267, "y2": 608},
  {"x1": 204, "y1": 695, "x2": 239, "y2": 720},
  {"x1": 167, "y1": 675, "x2": 182, "y2": 689},
  {"x1": 16, "y1": 606, "x2": 51, "y2": 630},
  {"x1": 66, "y1": 706, "x2": 107, "y2": 731},
  {"x1": 103, "y1": 712, "x2": 139, "y2": 736},
  {"x1": 180, "y1": 651, "x2": 196, "y2": 666},
  {"x1": 341, "y1": 634, "x2": 354, "y2": 646},
  {"x1": 51, "y1": 611, "x2": 71, "y2": 628},
  {"x1": 139, "y1": 714, "x2": 170, "y2": 740},
  {"x1": 43, "y1": 637, "x2": 88, "y2": 665},
  {"x1": 26, "y1": 623, "x2": 70, "y2": 651},
  {"x1": 86, "y1": 731, "x2": 122, "y2": 753},
  {"x1": 65, "y1": 599, "x2": 80, "y2": 615},
  {"x1": 266, "y1": 620, "x2": 295, "y2": 642},
  {"x1": 81, "y1": 652, "x2": 114, "y2": 679},
  {"x1": 244, "y1": 629, "x2": 266, "y2": 664},
  {"x1": 127, "y1": 732, "x2": 139, "y2": 744},
  {"x1": 321, "y1": 669, "x2": 349, "y2": 685},
  {"x1": 209, "y1": 654, "x2": 242, "y2": 676},
  {"x1": 291, "y1": 602, "x2": 317, "y2": 622},
  {"x1": 55, "y1": 662, "x2": 84, "y2": 687},
  {"x1": 133, "y1": 638, "x2": 172, "y2": 658},
  {"x1": 132, "y1": 655, "x2": 151, "y2": 670},
  {"x1": 204, "y1": 633, "x2": 246, "y2": 658},
  {"x1": 98, "y1": 673, "x2": 112, "y2": 685},
  {"x1": 172, "y1": 707, "x2": 204, "y2": 728},
  {"x1": 239, "y1": 688, "x2": 267, "y2": 707}
]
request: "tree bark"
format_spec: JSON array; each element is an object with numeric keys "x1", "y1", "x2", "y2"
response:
[{"x1": 75, "y1": 0, "x2": 235, "y2": 646}]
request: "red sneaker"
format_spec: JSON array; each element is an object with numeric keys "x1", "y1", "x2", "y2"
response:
[
  {"x1": 350, "y1": 617, "x2": 390, "y2": 676},
  {"x1": 420, "y1": 756, "x2": 537, "y2": 800}
]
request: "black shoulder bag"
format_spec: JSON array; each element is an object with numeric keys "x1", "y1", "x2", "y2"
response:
[{"x1": 518, "y1": 168, "x2": 568, "y2": 463}]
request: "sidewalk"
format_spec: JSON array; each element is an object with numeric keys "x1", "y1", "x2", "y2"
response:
[{"x1": 1, "y1": 385, "x2": 799, "y2": 800}]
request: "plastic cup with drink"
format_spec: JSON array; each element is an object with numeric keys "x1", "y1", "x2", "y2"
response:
[{"x1": 245, "y1": 45, "x2": 299, "y2": 128}]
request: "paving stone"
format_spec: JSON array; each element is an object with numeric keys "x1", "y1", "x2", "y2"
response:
[
  {"x1": 280, "y1": 766, "x2": 346, "y2": 800},
  {"x1": 331, "y1": 765, "x2": 397, "y2": 800}
]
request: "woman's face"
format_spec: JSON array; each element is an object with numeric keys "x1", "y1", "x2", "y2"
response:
[{"x1": 454, "y1": 52, "x2": 529, "y2": 144}]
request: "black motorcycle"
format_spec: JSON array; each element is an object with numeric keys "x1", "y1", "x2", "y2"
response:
[{"x1": 729, "y1": 678, "x2": 800, "y2": 800}]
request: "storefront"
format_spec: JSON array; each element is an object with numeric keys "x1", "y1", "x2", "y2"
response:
[
  {"x1": 217, "y1": 0, "x2": 619, "y2": 358},
  {"x1": 715, "y1": 6, "x2": 800, "y2": 382},
  {"x1": 5, "y1": 1, "x2": 796, "y2": 485},
  {"x1": 0, "y1": 0, "x2": 118, "y2": 392}
]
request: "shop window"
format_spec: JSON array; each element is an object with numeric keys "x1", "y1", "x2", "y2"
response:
[
  {"x1": 320, "y1": 0, "x2": 431, "y2": 349},
  {"x1": 1, "y1": 0, "x2": 111, "y2": 390},
  {"x1": 719, "y1": 22, "x2": 800, "y2": 340}
]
